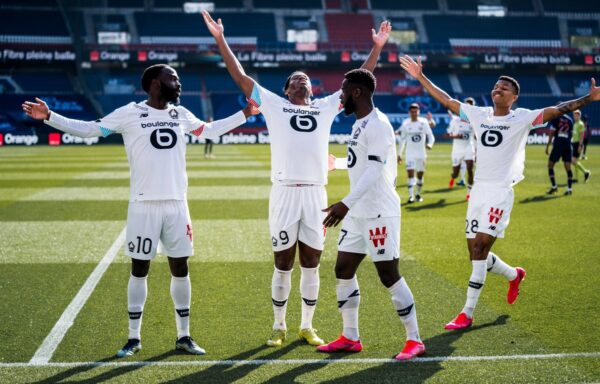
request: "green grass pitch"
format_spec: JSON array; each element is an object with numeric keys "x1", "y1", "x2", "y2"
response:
[{"x1": 0, "y1": 143, "x2": 599, "y2": 383}]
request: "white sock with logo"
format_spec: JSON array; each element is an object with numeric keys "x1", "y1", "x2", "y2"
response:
[
  {"x1": 300, "y1": 266, "x2": 319, "y2": 330},
  {"x1": 272, "y1": 267, "x2": 292, "y2": 330},
  {"x1": 337, "y1": 276, "x2": 360, "y2": 341},
  {"x1": 171, "y1": 275, "x2": 191, "y2": 339},
  {"x1": 389, "y1": 277, "x2": 420, "y2": 341},
  {"x1": 487, "y1": 252, "x2": 517, "y2": 281},
  {"x1": 462, "y1": 260, "x2": 487, "y2": 318},
  {"x1": 128, "y1": 274, "x2": 147, "y2": 340}
]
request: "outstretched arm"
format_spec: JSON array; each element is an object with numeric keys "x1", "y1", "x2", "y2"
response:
[
  {"x1": 191, "y1": 103, "x2": 259, "y2": 140},
  {"x1": 400, "y1": 55, "x2": 461, "y2": 115},
  {"x1": 542, "y1": 78, "x2": 600, "y2": 123},
  {"x1": 202, "y1": 10, "x2": 254, "y2": 98},
  {"x1": 360, "y1": 20, "x2": 391, "y2": 72},
  {"x1": 22, "y1": 98, "x2": 105, "y2": 138}
]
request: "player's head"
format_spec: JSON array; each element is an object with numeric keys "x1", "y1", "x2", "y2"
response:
[
  {"x1": 491, "y1": 76, "x2": 519, "y2": 108},
  {"x1": 141, "y1": 64, "x2": 181, "y2": 104},
  {"x1": 464, "y1": 97, "x2": 475, "y2": 106},
  {"x1": 284, "y1": 71, "x2": 312, "y2": 99},
  {"x1": 408, "y1": 103, "x2": 420, "y2": 120},
  {"x1": 340, "y1": 68, "x2": 376, "y2": 116},
  {"x1": 574, "y1": 109, "x2": 581, "y2": 121}
]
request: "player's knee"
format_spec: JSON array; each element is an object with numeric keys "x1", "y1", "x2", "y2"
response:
[
  {"x1": 377, "y1": 271, "x2": 400, "y2": 288},
  {"x1": 334, "y1": 263, "x2": 354, "y2": 279},
  {"x1": 131, "y1": 259, "x2": 150, "y2": 277},
  {"x1": 471, "y1": 241, "x2": 488, "y2": 260},
  {"x1": 169, "y1": 258, "x2": 189, "y2": 277}
]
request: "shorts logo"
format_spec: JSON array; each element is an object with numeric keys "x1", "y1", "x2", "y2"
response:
[
  {"x1": 488, "y1": 207, "x2": 504, "y2": 224},
  {"x1": 377, "y1": 248, "x2": 386, "y2": 255},
  {"x1": 128, "y1": 241, "x2": 135, "y2": 252},
  {"x1": 186, "y1": 224, "x2": 193, "y2": 242},
  {"x1": 369, "y1": 226, "x2": 387, "y2": 247}
]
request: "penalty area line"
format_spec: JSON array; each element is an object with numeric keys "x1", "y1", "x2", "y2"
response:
[
  {"x1": 29, "y1": 226, "x2": 127, "y2": 365},
  {"x1": 8, "y1": 351, "x2": 600, "y2": 368}
]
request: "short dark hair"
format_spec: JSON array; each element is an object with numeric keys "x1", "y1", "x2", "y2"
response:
[
  {"x1": 284, "y1": 71, "x2": 307, "y2": 91},
  {"x1": 141, "y1": 64, "x2": 169, "y2": 93},
  {"x1": 344, "y1": 68, "x2": 376, "y2": 94},
  {"x1": 464, "y1": 97, "x2": 475, "y2": 105},
  {"x1": 498, "y1": 75, "x2": 520, "y2": 95},
  {"x1": 409, "y1": 103, "x2": 420, "y2": 110}
]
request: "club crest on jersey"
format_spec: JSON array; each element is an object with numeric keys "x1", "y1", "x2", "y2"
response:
[
  {"x1": 169, "y1": 109, "x2": 179, "y2": 119},
  {"x1": 488, "y1": 207, "x2": 504, "y2": 224},
  {"x1": 369, "y1": 226, "x2": 387, "y2": 247}
]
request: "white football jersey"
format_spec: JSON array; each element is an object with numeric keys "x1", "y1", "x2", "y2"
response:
[
  {"x1": 346, "y1": 108, "x2": 400, "y2": 218},
  {"x1": 91, "y1": 101, "x2": 216, "y2": 201},
  {"x1": 397, "y1": 117, "x2": 435, "y2": 159},
  {"x1": 460, "y1": 103, "x2": 545, "y2": 186},
  {"x1": 447, "y1": 115, "x2": 475, "y2": 154},
  {"x1": 250, "y1": 83, "x2": 342, "y2": 185}
]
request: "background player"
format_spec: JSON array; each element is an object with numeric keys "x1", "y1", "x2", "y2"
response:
[
  {"x1": 396, "y1": 104, "x2": 435, "y2": 203},
  {"x1": 445, "y1": 97, "x2": 476, "y2": 199},
  {"x1": 545, "y1": 111, "x2": 574, "y2": 195},
  {"x1": 203, "y1": 10, "x2": 391, "y2": 347},
  {"x1": 22, "y1": 64, "x2": 257, "y2": 357},
  {"x1": 400, "y1": 54, "x2": 600, "y2": 330},
  {"x1": 571, "y1": 110, "x2": 591, "y2": 183},
  {"x1": 320, "y1": 69, "x2": 424, "y2": 361}
]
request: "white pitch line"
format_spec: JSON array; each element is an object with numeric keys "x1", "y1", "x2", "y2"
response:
[
  {"x1": 8, "y1": 351, "x2": 600, "y2": 368},
  {"x1": 29, "y1": 227, "x2": 126, "y2": 365}
]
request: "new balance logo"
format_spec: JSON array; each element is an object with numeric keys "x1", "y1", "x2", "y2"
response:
[
  {"x1": 488, "y1": 225, "x2": 496, "y2": 231},
  {"x1": 337, "y1": 289, "x2": 360, "y2": 308},
  {"x1": 377, "y1": 249, "x2": 386, "y2": 255},
  {"x1": 369, "y1": 227, "x2": 387, "y2": 247},
  {"x1": 272, "y1": 298, "x2": 287, "y2": 307},
  {"x1": 468, "y1": 281, "x2": 484, "y2": 289},
  {"x1": 128, "y1": 311, "x2": 142, "y2": 320},
  {"x1": 176, "y1": 308, "x2": 190, "y2": 317},
  {"x1": 488, "y1": 207, "x2": 504, "y2": 224},
  {"x1": 396, "y1": 303, "x2": 414, "y2": 317},
  {"x1": 302, "y1": 298, "x2": 317, "y2": 306}
]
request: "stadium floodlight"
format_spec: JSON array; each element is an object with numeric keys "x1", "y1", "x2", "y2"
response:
[
  {"x1": 477, "y1": 5, "x2": 506, "y2": 17},
  {"x1": 183, "y1": 2, "x2": 214, "y2": 13}
]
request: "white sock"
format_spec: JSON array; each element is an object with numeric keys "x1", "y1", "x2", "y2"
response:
[
  {"x1": 337, "y1": 276, "x2": 360, "y2": 341},
  {"x1": 416, "y1": 178, "x2": 424, "y2": 195},
  {"x1": 389, "y1": 278, "x2": 420, "y2": 342},
  {"x1": 408, "y1": 177, "x2": 415, "y2": 198},
  {"x1": 170, "y1": 275, "x2": 191, "y2": 339},
  {"x1": 300, "y1": 265, "x2": 319, "y2": 329},
  {"x1": 487, "y1": 252, "x2": 517, "y2": 281},
  {"x1": 272, "y1": 267, "x2": 292, "y2": 330},
  {"x1": 127, "y1": 274, "x2": 147, "y2": 340},
  {"x1": 462, "y1": 260, "x2": 487, "y2": 318}
]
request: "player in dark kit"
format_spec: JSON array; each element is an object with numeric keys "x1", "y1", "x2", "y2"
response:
[{"x1": 545, "y1": 113, "x2": 574, "y2": 195}]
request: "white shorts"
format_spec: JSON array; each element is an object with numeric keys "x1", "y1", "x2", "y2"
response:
[
  {"x1": 338, "y1": 215, "x2": 400, "y2": 262},
  {"x1": 465, "y1": 184, "x2": 514, "y2": 239},
  {"x1": 269, "y1": 185, "x2": 327, "y2": 252},
  {"x1": 405, "y1": 158, "x2": 426, "y2": 172},
  {"x1": 451, "y1": 148, "x2": 475, "y2": 166},
  {"x1": 126, "y1": 200, "x2": 194, "y2": 260}
]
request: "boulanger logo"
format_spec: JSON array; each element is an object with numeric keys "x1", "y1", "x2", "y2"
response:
[
  {"x1": 347, "y1": 147, "x2": 357, "y2": 168},
  {"x1": 141, "y1": 121, "x2": 180, "y2": 129},
  {"x1": 481, "y1": 130, "x2": 503, "y2": 147},
  {"x1": 411, "y1": 135, "x2": 422, "y2": 142},
  {"x1": 282, "y1": 107, "x2": 320, "y2": 115},
  {"x1": 150, "y1": 128, "x2": 177, "y2": 149},
  {"x1": 290, "y1": 115, "x2": 317, "y2": 132}
]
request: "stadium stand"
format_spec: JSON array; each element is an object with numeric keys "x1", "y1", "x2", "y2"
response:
[
  {"x1": 370, "y1": 0, "x2": 438, "y2": 11},
  {"x1": 0, "y1": 10, "x2": 71, "y2": 44}
]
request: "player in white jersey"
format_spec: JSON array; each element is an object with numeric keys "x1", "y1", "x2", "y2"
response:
[
  {"x1": 318, "y1": 69, "x2": 425, "y2": 360},
  {"x1": 401, "y1": 55, "x2": 600, "y2": 331},
  {"x1": 22, "y1": 64, "x2": 258, "y2": 357},
  {"x1": 202, "y1": 10, "x2": 392, "y2": 347},
  {"x1": 445, "y1": 97, "x2": 476, "y2": 199},
  {"x1": 396, "y1": 103, "x2": 435, "y2": 203}
]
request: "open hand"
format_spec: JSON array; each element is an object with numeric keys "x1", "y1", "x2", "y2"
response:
[
  {"x1": 328, "y1": 154, "x2": 336, "y2": 171},
  {"x1": 202, "y1": 10, "x2": 224, "y2": 38},
  {"x1": 589, "y1": 78, "x2": 599, "y2": 102},
  {"x1": 322, "y1": 202, "x2": 349, "y2": 227},
  {"x1": 372, "y1": 20, "x2": 392, "y2": 48},
  {"x1": 399, "y1": 55, "x2": 423, "y2": 80},
  {"x1": 22, "y1": 98, "x2": 50, "y2": 120},
  {"x1": 243, "y1": 103, "x2": 260, "y2": 117}
]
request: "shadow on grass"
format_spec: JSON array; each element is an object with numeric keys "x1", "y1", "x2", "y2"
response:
[
  {"x1": 162, "y1": 342, "x2": 301, "y2": 383},
  {"x1": 519, "y1": 195, "x2": 561, "y2": 204},
  {"x1": 33, "y1": 350, "x2": 177, "y2": 384},
  {"x1": 321, "y1": 314, "x2": 509, "y2": 384},
  {"x1": 404, "y1": 199, "x2": 466, "y2": 212}
]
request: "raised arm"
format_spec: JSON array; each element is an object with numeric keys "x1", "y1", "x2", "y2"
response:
[
  {"x1": 192, "y1": 103, "x2": 259, "y2": 140},
  {"x1": 400, "y1": 55, "x2": 461, "y2": 115},
  {"x1": 202, "y1": 10, "x2": 254, "y2": 98},
  {"x1": 542, "y1": 78, "x2": 600, "y2": 123},
  {"x1": 22, "y1": 98, "x2": 104, "y2": 138},
  {"x1": 360, "y1": 20, "x2": 391, "y2": 73}
]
